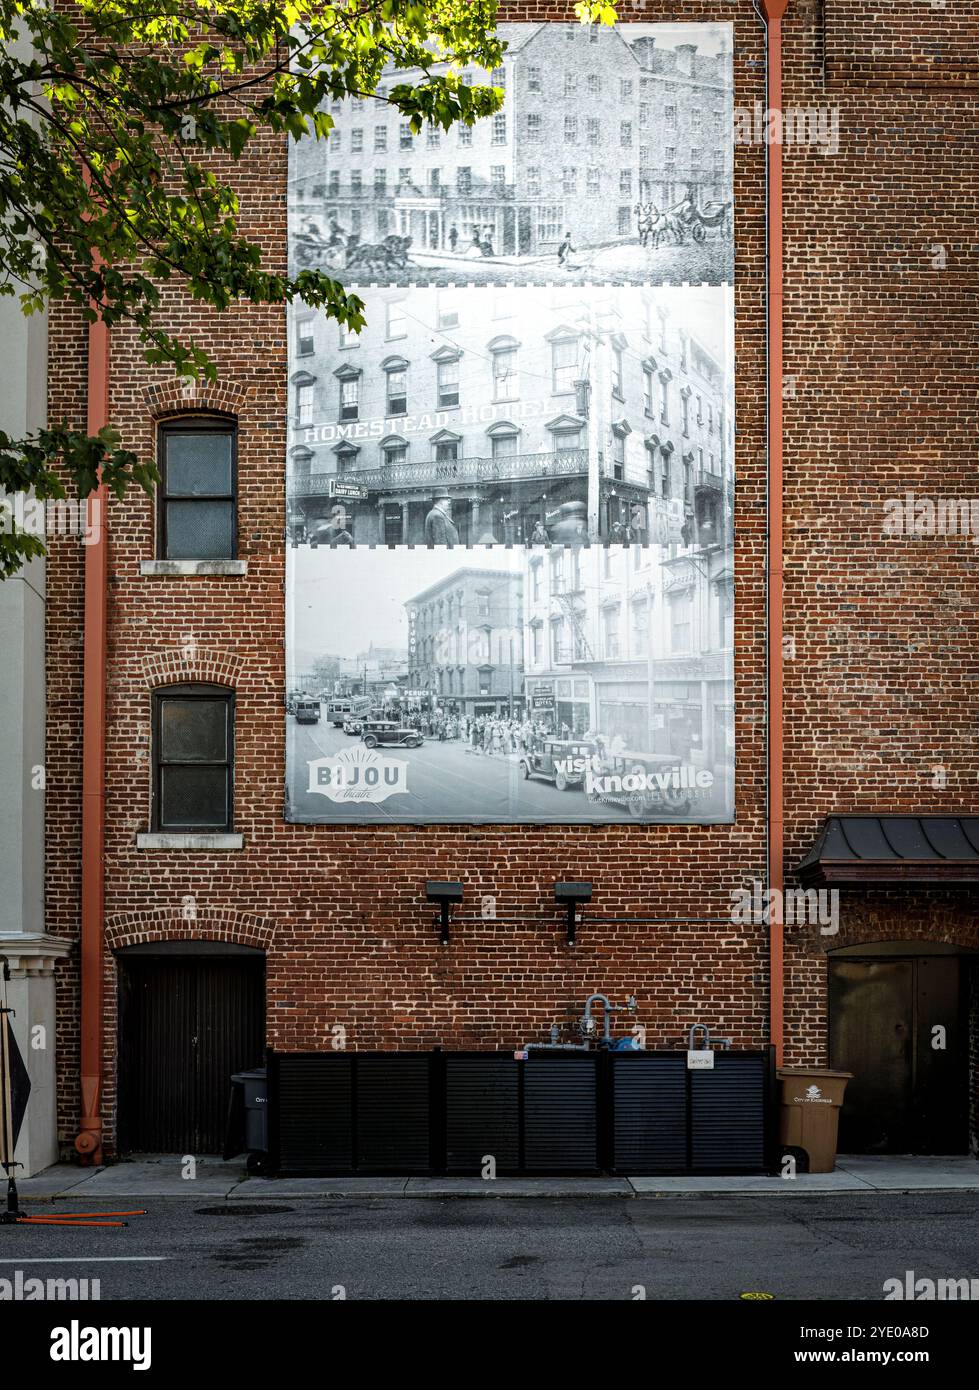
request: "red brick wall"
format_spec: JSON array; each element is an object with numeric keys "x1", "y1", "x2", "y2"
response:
[
  {"x1": 45, "y1": 2, "x2": 979, "y2": 1155},
  {"x1": 778, "y1": 0, "x2": 979, "y2": 1108}
]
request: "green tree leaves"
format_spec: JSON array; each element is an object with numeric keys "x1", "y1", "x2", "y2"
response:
[{"x1": 0, "y1": 0, "x2": 613, "y2": 576}]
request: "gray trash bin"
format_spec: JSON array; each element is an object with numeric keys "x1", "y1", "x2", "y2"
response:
[{"x1": 232, "y1": 1067, "x2": 268, "y2": 1157}]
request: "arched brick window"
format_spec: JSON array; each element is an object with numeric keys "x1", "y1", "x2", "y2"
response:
[
  {"x1": 152, "y1": 683, "x2": 235, "y2": 832},
  {"x1": 157, "y1": 415, "x2": 237, "y2": 560}
]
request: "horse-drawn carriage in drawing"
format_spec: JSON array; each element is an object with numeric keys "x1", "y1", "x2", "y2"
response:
[
  {"x1": 634, "y1": 195, "x2": 732, "y2": 250},
  {"x1": 292, "y1": 223, "x2": 413, "y2": 274}
]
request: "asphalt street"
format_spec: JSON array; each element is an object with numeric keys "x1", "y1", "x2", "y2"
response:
[
  {"x1": 286, "y1": 715, "x2": 616, "y2": 823},
  {"x1": 2, "y1": 1195, "x2": 976, "y2": 1301},
  {"x1": 285, "y1": 716, "x2": 725, "y2": 823}
]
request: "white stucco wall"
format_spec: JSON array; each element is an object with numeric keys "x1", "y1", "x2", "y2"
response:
[{"x1": 0, "y1": 247, "x2": 69, "y2": 1177}]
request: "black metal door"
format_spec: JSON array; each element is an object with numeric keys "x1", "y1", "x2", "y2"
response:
[
  {"x1": 829, "y1": 956, "x2": 967, "y2": 1154},
  {"x1": 914, "y1": 956, "x2": 969, "y2": 1153},
  {"x1": 383, "y1": 508, "x2": 403, "y2": 545},
  {"x1": 118, "y1": 955, "x2": 265, "y2": 1153}
]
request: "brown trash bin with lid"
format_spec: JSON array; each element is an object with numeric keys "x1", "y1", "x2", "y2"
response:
[{"x1": 777, "y1": 1068, "x2": 852, "y2": 1173}]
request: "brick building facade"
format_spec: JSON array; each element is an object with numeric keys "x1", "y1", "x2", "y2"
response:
[
  {"x1": 41, "y1": 2, "x2": 979, "y2": 1165},
  {"x1": 406, "y1": 566, "x2": 525, "y2": 716},
  {"x1": 289, "y1": 22, "x2": 731, "y2": 260}
]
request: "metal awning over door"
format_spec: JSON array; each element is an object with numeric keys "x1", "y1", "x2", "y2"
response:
[{"x1": 797, "y1": 815, "x2": 979, "y2": 887}]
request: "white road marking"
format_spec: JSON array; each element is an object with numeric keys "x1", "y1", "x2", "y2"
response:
[{"x1": 0, "y1": 1257, "x2": 169, "y2": 1264}]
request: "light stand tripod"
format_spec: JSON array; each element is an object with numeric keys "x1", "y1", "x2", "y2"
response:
[
  {"x1": 0, "y1": 957, "x2": 23, "y2": 1224},
  {"x1": 0, "y1": 957, "x2": 144, "y2": 1228}
]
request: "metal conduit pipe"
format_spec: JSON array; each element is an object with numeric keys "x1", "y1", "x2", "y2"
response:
[{"x1": 755, "y1": 0, "x2": 790, "y2": 1067}]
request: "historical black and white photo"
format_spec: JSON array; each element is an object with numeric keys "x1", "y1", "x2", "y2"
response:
[
  {"x1": 284, "y1": 19, "x2": 737, "y2": 825},
  {"x1": 288, "y1": 22, "x2": 734, "y2": 286},
  {"x1": 286, "y1": 542, "x2": 734, "y2": 824},
  {"x1": 287, "y1": 284, "x2": 734, "y2": 548}
]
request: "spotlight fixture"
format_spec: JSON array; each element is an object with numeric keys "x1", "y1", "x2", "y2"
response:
[
  {"x1": 554, "y1": 881, "x2": 592, "y2": 946},
  {"x1": 426, "y1": 881, "x2": 463, "y2": 945}
]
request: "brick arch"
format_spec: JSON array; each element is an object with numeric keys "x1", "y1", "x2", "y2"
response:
[
  {"x1": 139, "y1": 646, "x2": 245, "y2": 690},
  {"x1": 142, "y1": 378, "x2": 246, "y2": 420},
  {"x1": 105, "y1": 908, "x2": 276, "y2": 954},
  {"x1": 794, "y1": 902, "x2": 979, "y2": 957}
]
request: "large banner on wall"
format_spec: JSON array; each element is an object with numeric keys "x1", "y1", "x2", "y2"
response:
[{"x1": 285, "y1": 21, "x2": 735, "y2": 825}]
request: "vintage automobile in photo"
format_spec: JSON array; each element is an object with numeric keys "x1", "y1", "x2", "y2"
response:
[
  {"x1": 360, "y1": 719, "x2": 424, "y2": 749},
  {"x1": 519, "y1": 738, "x2": 597, "y2": 791},
  {"x1": 342, "y1": 709, "x2": 386, "y2": 735},
  {"x1": 293, "y1": 698, "x2": 321, "y2": 725}
]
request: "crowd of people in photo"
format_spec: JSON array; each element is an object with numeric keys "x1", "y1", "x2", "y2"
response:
[
  {"x1": 381, "y1": 708, "x2": 634, "y2": 762},
  {"x1": 393, "y1": 709, "x2": 591, "y2": 754},
  {"x1": 293, "y1": 497, "x2": 658, "y2": 550}
]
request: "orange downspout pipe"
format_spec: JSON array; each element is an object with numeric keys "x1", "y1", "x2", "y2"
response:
[
  {"x1": 758, "y1": 0, "x2": 788, "y2": 1066},
  {"x1": 75, "y1": 288, "x2": 109, "y2": 1163}
]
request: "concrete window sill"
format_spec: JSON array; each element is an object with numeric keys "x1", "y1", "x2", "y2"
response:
[
  {"x1": 140, "y1": 560, "x2": 248, "y2": 577},
  {"x1": 136, "y1": 833, "x2": 244, "y2": 851}
]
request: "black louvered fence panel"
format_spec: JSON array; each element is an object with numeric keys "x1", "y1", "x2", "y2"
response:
[
  {"x1": 691, "y1": 1053, "x2": 768, "y2": 1172},
  {"x1": 523, "y1": 1058, "x2": 599, "y2": 1172},
  {"x1": 445, "y1": 1057, "x2": 519, "y2": 1173},
  {"x1": 269, "y1": 1048, "x2": 773, "y2": 1177},
  {"x1": 611, "y1": 1054, "x2": 688, "y2": 1172},
  {"x1": 275, "y1": 1054, "x2": 352, "y2": 1175},
  {"x1": 355, "y1": 1055, "x2": 431, "y2": 1171}
]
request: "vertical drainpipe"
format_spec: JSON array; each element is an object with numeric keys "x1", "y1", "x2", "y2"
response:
[
  {"x1": 75, "y1": 290, "x2": 109, "y2": 1163},
  {"x1": 757, "y1": 0, "x2": 788, "y2": 1066}
]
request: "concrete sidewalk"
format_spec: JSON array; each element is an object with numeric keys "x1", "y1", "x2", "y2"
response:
[{"x1": 13, "y1": 1154, "x2": 979, "y2": 1201}]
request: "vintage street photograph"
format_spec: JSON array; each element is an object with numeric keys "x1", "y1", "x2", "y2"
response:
[
  {"x1": 285, "y1": 542, "x2": 734, "y2": 824},
  {"x1": 288, "y1": 22, "x2": 734, "y2": 286}
]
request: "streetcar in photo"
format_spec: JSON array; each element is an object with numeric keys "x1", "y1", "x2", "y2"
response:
[{"x1": 326, "y1": 695, "x2": 371, "y2": 727}]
